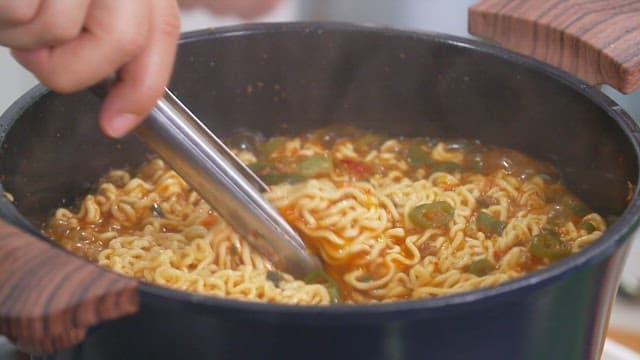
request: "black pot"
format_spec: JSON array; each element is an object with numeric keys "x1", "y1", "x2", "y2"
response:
[{"x1": 1, "y1": 23, "x2": 639, "y2": 360}]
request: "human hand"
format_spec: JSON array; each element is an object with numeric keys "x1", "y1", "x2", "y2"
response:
[
  {"x1": 179, "y1": 0, "x2": 282, "y2": 19},
  {"x1": 1, "y1": 0, "x2": 181, "y2": 138}
]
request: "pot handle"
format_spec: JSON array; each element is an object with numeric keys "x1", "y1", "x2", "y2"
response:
[
  {"x1": 468, "y1": 0, "x2": 640, "y2": 94},
  {"x1": 0, "y1": 219, "x2": 139, "y2": 354}
]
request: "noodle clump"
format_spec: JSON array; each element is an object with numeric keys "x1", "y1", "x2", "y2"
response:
[{"x1": 45, "y1": 126, "x2": 606, "y2": 305}]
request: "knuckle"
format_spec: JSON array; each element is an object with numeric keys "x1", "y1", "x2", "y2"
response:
[
  {"x1": 28, "y1": 11, "x2": 84, "y2": 46},
  {"x1": 0, "y1": 1, "x2": 39, "y2": 25},
  {"x1": 157, "y1": 13, "x2": 181, "y2": 41},
  {"x1": 42, "y1": 23, "x2": 82, "y2": 45},
  {"x1": 114, "y1": 28, "x2": 146, "y2": 58}
]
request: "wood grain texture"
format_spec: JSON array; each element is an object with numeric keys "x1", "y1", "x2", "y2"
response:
[
  {"x1": 469, "y1": 0, "x2": 640, "y2": 93},
  {"x1": 0, "y1": 219, "x2": 139, "y2": 354}
]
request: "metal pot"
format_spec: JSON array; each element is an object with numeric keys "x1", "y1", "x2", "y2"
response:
[{"x1": 0, "y1": 9, "x2": 639, "y2": 360}]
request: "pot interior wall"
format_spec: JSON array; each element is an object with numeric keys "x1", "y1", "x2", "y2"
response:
[{"x1": 0, "y1": 24, "x2": 636, "y2": 229}]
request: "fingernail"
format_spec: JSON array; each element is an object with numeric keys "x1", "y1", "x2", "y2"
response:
[{"x1": 105, "y1": 113, "x2": 139, "y2": 138}]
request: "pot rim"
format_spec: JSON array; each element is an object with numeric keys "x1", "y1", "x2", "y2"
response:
[{"x1": 3, "y1": 21, "x2": 640, "y2": 317}]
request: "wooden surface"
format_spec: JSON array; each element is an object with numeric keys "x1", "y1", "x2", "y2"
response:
[
  {"x1": 608, "y1": 327, "x2": 640, "y2": 353},
  {"x1": 0, "y1": 219, "x2": 139, "y2": 354},
  {"x1": 469, "y1": 0, "x2": 640, "y2": 94}
]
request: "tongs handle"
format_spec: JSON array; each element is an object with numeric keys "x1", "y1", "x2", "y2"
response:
[
  {"x1": 469, "y1": 0, "x2": 640, "y2": 94},
  {"x1": 91, "y1": 80, "x2": 322, "y2": 278}
]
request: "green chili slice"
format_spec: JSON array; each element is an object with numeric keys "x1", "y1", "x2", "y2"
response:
[
  {"x1": 305, "y1": 270, "x2": 341, "y2": 304},
  {"x1": 476, "y1": 211, "x2": 507, "y2": 235},
  {"x1": 580, "y1": 222, "x2": 596, "y2": 233},
  {"x1": 261, "y1": 173, "x2": 306, "y2": 185},
  {"x1": 409, "y1": 201, "x2": 454, "y2": 228},
  {"x1": 247, "y1": 161, "x2": 271, "y2": 173},
  {"x1": 464, "y1": 151, "x2": 485, "y2": 173},
  {"x1": 546, "y1": 204, "x2": 571, "y2": 227},
  {"x1": 468, "y1": 258, "x2": 495, "y2": 277},
  {"x1": 249, "y1": 160, "x2": 307, "y2": 185},
  {"x1": 297, "y1": 154, "x2": 334, "y2": 178},
  {"x1": 354, "y1": 134, "x2": 386, "y2": 152},
  {"x1": 407, "y1": 143, "x2": 432, "y2": 168},
  {"x1": 151, "y1": 203, "x2": 165, "y2": 218},
  {"x1": 266, "y1": 270, "x2": 283, "y2": 287},
  {"x1": 431, "y1": 162, "x2": 462, "y2": 173},
  {"x1": 529, "y1": 233, "x2": 571, "y2": 260},
  {"x1": 261, "y1": 136, "x2": 286, "y2": 156},
  {"x1": 560, "y1": 195, "x2": 590, "y2": 218}
]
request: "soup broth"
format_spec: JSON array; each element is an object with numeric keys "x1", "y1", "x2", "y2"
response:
[{"x1": 44, "y1": 126, "x2": 606, "y2": 304}]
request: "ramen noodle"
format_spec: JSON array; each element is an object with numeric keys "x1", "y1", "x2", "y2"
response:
[{"x1": 45, "y1": 126, "x2": 607, "y2": 305}]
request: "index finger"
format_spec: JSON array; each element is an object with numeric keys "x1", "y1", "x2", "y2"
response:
[
  {"x1": 0, "y1": 0, "x2": 41, "y2": 28},
  {"x1": 99, "y1": 0, "x2": 180, "y2": 138},
  {"x1": 11, "y1": 0, "x2": 151, "y2": 93}
]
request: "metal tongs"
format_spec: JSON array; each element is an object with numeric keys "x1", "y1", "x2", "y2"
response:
[{"x1": 92, "y1": 82, "x2": 322, "y2": 278}]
